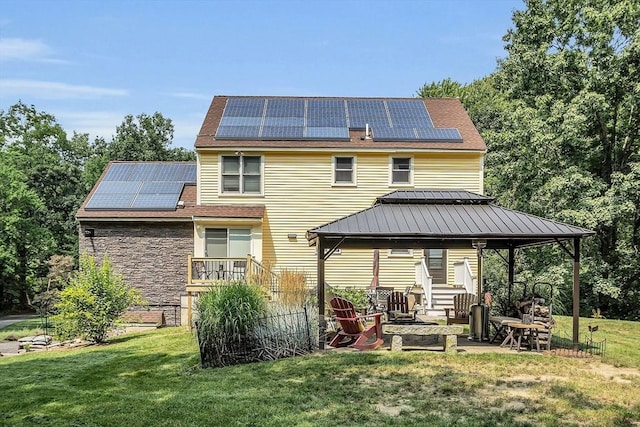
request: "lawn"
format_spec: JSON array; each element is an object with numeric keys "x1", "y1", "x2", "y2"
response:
[{"x1": 0, "y1": 317, "x2": 639, "y2": 426}]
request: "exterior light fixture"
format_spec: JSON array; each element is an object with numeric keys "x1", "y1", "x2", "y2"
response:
[
  {"x1": 287, "y1": 233, "x2": 297, "y2": 239},
  {"x1": 84, "y1": 228, "x2": 95, "y2": 238}
]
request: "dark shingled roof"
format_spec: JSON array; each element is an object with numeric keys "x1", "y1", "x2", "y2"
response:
[{"x1": 307, "y1": 190, "x2": 594, "y2": 250}]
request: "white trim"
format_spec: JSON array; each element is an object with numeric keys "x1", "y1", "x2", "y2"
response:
[
  {"x1": 196, "y1": 146, "x2": 487, "y2": 154},
  {"x1": 331, "y1": 155, "x2": 357, "y2": 187},
  {"x1": 388, "y1": 155, "x2": 414, "y2": 187},
  {"x1": 218, "y1": 153, "x2": 264, "y2": 196}
]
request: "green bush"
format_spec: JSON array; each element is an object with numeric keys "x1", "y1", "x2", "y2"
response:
[{"x1": 53, "y1": 253, "x2": 144, "y2": 343}]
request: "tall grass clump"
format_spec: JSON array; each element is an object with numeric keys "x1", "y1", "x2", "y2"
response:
[
  {"x1": 196, "y1": 282, "x2": 267, "y2": 367},
  {"x1": 278, "y1": 269, "x2": 309, "y2": 307}
]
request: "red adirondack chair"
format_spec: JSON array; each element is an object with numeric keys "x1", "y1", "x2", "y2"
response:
[{"x1": 328, "y1": 296, "x2": 383, "y2": 350}]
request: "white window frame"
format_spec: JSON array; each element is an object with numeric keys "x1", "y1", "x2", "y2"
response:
[
  {"x1": 204, "y1": 227, "x2": 253, "y2": 258},
  {"x1": 389, "y1": 156, "x2": 413, "y2": 186},
  {"x1": 388, "y1": 248, "x2": 413, "y2": 258},
  {"x1": 332, "y1": 155, "x2": 357, "y2": 186},
  {"x1": 219, "y1": 154, "x2": 264, "y2": 196}
]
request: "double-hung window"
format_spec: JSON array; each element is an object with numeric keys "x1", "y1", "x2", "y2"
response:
[
  {"x1": 333, "y1": 156, "x2": 356, "y2": 185},
  {"x1": 221, "y1": 155, "x2": 261, "y2": 194},
  {"x1": 391, "y1": 157, "x2": 412, "y2": 185}
]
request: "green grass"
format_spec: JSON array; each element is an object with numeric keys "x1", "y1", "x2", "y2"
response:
[{"x1": 0, "y1": 317, "x2": 639, "y2": 426}]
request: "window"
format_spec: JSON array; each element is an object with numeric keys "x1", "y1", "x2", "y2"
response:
[
  {"x1": 205, "y1": 228, "x2": 252, "y2": 258},
  {"x1": 333, "y1": 156, "x2": 355, "y2": 185},
  {"x1": 221, "y1": 155, "x2": 261, "y2": 194},
  {"x1": 389, "y1": 248, "x2": 412, "y2": 257},
  {"x1": 391, "y1": 157, "x2": 412, "y2": 185},
  {"x1": 425, "y1": 249, "x2": 447, "y2": 284}
]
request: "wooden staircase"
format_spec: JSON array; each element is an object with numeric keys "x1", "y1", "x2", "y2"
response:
[{"x1": 422, "y1": 286, "x2": 470, "y2": 318}]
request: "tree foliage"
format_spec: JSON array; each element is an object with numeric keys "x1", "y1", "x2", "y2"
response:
[
  {"x1": 53, "y1": 253, "x2": 144, "y2": 343},
  {"x1": 420, "y1": 0, "x2": 640, "y2": 319}
]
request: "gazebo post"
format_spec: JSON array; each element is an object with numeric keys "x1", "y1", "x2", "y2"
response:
[
  {"x1": 317, "y1": 239, "x2": 326, "y2": 350},
  {"x1": 508, "y1": 246, "x2": 515, "y2": 307},
  {"x1": 572, "y1": 237, "x2": 580, "y2": 348}
]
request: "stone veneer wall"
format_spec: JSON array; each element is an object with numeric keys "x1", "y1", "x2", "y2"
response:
[{"x1": 78, "y1": 221, "x2": 193, "y2": 326}]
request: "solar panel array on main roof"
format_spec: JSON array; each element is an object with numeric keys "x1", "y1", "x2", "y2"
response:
[
  {"x1": 85, "y1": 163, "x2": 196, "y2": 210},
  {"x1": 214, "y1": 97, "x2": 462, "y2": 142}
]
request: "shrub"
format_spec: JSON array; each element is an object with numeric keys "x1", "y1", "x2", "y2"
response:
[{"x1": 53, "y1": 253, "x2": 144, "y2": 343}]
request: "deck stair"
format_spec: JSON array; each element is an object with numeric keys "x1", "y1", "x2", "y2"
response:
[{"x1": 423, "y1": 286, "x2": 471, "y2": 318}]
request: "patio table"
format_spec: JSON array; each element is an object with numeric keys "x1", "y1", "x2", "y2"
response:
[{"x1": 500, "y1": 322, "x2": 545, "y2": 352}]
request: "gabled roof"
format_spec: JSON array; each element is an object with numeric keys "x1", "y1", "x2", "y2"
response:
[
  {"x1": 195, "y1": 96, "x2": 486, "y2": 152},
  {"x1": 307, "y1": 190, "x2": 594, "y2": 250}
]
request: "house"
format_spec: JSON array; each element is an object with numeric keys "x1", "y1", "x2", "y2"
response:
[{"x1": 77, "y1": 96, "x2": 487, "y2": 325}]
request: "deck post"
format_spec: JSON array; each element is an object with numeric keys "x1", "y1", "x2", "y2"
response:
[
  {"x1": 572, "y1": 237, "x2": 580, "y2": 348},
  {"x1": 187, "y1": 254, "x2": 193, "y2": 285},
  {"x1": 187, "y1": 290, "x2": 192, "y2": 329},
  {"x1": 317, "y1": 240, "x2": 325, "y2": 350}
]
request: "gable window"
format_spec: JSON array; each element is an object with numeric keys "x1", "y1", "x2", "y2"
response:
[
  {"x1": 221, "y1": 155, "x2": 261, "y2": 194},
  {"x1": 391, "y1": 157, "x2": 412, "y2": 185},
  {"x1": 333, "y1": 156, "x2": 356, "y2": 185}
]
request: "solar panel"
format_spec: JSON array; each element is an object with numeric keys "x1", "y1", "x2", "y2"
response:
[
  {"x1": 263, "y1": 117, "x2": 304, "y2": 127},
  {"x1": 261, "y1": 126, "x2": 304, "y2": 139},
  {"x1": 305, "y1": 127, "x2": 350, "y2": 139},
  {"x1": 347, "y1": 99, "x2": 390, "y2": 129},
  {"x1": 373, "y1": 127, "x2": 418, "y2": 140},
  {"x1": 214, "y1": 97, "x2": 462, "y2": 142},
  {"x1": 416, "y1": 128, "x2": 463, "y2": 141},
  {"x1": 85, "y1": 193, "x2": 136, "y2": 209},
  {"x1": 215, "y1": 126, "x2": 261, "y2": 139},
  {"x1": 387, "y1": 100, "x2": 434, "y2": 128},
  {"x1": 220, "y1": 116, "x2": 262, "y2": 127},
  {"x1": 131, "y1": 193, "x2": 180, "y2": 210},
  {"x1": 103, "y1": 163, "x2": 135, "y2": 181},
  {"x1": 95, "y1": 181, "x2": 141, "y2": 194},
  {"x1": 307, "y1": 99, "x2": 347, "y2": 127},
  {"x1": 86, "y1": 162, "x2": 196, "y2": 211},
  {"x1": 264, "y1": 99, "x2": 305, "y2": 117},
  {"x1": 139, "y1": 181, "x2": 184, "y2": 194},
  {"x1": 223, "y1": 98, "x2": 265, "y2": 117},
  {"x1": 128, "y1": 164, "x2": 157, "y2": 181}
]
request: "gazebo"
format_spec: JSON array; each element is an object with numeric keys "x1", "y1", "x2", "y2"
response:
[{"x1": 306, "y1": 190, "x2": 595, "y2": 349}]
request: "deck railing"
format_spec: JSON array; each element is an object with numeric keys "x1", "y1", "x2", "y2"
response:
[{"x1": 185, "y1": 255, "x2": 282, "y2": 327}]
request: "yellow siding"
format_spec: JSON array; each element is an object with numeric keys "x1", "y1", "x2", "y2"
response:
[{"x1": 198, "y1": 150, "x2": 482, "y2": 289}]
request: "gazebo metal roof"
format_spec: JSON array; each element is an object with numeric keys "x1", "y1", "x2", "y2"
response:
[{"x1": 307, "y1": 190, "x2": 594, "y2": 250}]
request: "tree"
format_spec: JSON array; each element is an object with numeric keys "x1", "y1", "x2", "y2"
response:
[
  {"x1": 0, "y1": 153, "x2": 54, "y2": 307},
  {"x1": 82, "y1": 112, "x2": 196, "y2": 190},
  {"x1": 492, "y1": 0, "x2": 640, "y2": 318},
  {"x1": 53, "y1": 253, "x2": 144, "y2": 343},
  {"x1": 0, "y1": 102, "x2": 90, "y2": 257}
]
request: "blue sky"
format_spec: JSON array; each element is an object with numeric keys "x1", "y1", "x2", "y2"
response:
[{"x1": 0, "y1": 0, "x2": 523, "y2": 150}]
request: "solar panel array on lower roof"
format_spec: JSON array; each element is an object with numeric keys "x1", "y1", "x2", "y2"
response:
[
  {"x1": 85, "y1": 163, "x2": 196, "y2": 210},
  {"x1": 214, "y1": 97, "x2": 462, "y2": 142}
]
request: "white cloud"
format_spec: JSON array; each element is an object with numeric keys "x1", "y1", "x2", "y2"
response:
[
  {"x1": 0, "y1": 38, "x2": 67, "y2": 63},
  {"x1": 166, "y1": 92, "x2": 211, "y2": 101},
  {"x1": 0, "y1": 79, "x2": 128, "y2": 99},
  {"x1": 56, "y1": 111, "x2": 123, "y2": 140}
]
